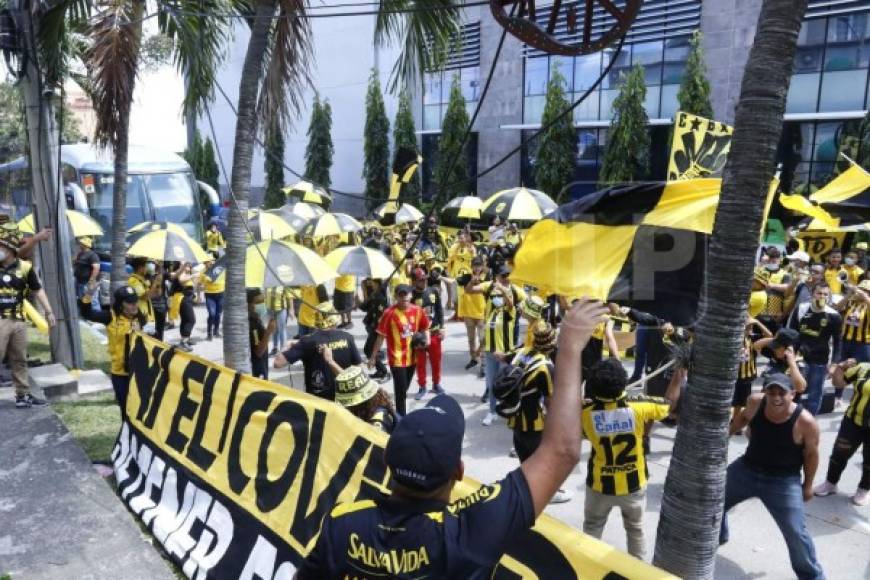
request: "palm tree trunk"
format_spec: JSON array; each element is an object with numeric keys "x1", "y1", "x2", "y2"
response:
[
  {"x1": 653, "y1": 1, "x2": 808, "y2": 577},
  {"x1": 223, "y1": 0, "x2": 275, "y2": 372},
  {"x1": 109, "y1": 2, "x2": 144, "y2": 292}
]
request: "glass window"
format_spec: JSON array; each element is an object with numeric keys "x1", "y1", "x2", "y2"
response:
[
  {"x1": 632, "y1": 40, "x2": 664, "y2": 86},
  {"x1": 574, "y1": 53, "x2": 602, "y2": 91},
  {"x1": 573, "y1": 90, "x2": 600, "y2": 122},
  {"x1": 813, "y1": 122, "x2": 840, "y2": 163},
  {"x1": 423, "y1": 104, "x2": 440, "y2": 131},
  {"x1": 663, "y1": 37, "x2": 690, "y2": 84},
  {"x1": 602, "y1": 46, "x2": 632, "y2": 89},
  {"x1": 660, "y1": 85, "x2": 680, "y2": 118},
  {"x1": 525, "y1": 57, "x2": 549, "y2": 96},
  {"x1": 811, "y1": 161, "x2": 834, "y2": 187},
  {"x1": 786, "y1": 73, "x2": 820, "y2": 114},
  {"x1": 147, "y1": 173, "x2": 201, "y2": 240},
  {"x1": 600, "y1": 89, "x2": 620, "y2": 120},
  {"x1": 84, "y1": 173, "x2": 148, "y2": 253},
  {"x1": 793, "y1": 19, "x2": 826, "y2": 74},
  {"x1": 576, "y1": 129, "x2": 600, "y2": 163},
  {"x1": 524, "y1": 95, "x2": 546, "y2": 124},
  {"x1": 423, "y1": 72, "x2": 442, "y2": 105},
  {"x1": 460, "y1": 66, "x2": 480, "y2": 102},
  {"x1": 645, "y1": 86, "x2": 661, "y2": 118},
  {"x1": 819, "y1": 69, "x2": 867, "y2": 111},
  {"x1": 551, "y1": 56, "x2": 573, "y2": 89}
]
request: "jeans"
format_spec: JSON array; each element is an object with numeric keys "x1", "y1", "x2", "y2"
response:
[
  {"x1": 77, "y1": 283, "x2": 101, "y2": 312},
  {"x1": 271, "y1": 309, "x2": 287, "y2": 351},
  {"x1": 631, "y1": 326, "x2": 648, "y2": 380},
  {"x1": 584, "y1": 487, "x2": 647, "y2": 560},
  {"x1": 205, "y1": 292, "x2": 223, "y2": 335},
  {"x1": 721, "y1": 458, "x2": 825, "y2": 580},
  {"x1": 484, "y1": 352, "x2": 501, "y2": 414},
  {"x1": 840, "y1": 339, "x2": 870, "y2": 363},
  {"x1": 825, "y1": 416, "x2": 870, "y2": 490},
  {"x1": 804, "y1": 363, "x2": 827, "y2": 416}
]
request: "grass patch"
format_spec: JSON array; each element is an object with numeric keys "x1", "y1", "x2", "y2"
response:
[
  {"x1": 27, "y1": 325, "x2": 111, "y2": 375},
  {"x1": 54, "y1": 394, "x2": 120, "y2": 463}
]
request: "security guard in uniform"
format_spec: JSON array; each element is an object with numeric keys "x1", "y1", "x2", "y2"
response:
[{"x1": 0, "y1": 226, "x2": 55, "y2": 408}]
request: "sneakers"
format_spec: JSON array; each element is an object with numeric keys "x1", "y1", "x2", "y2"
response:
[
  {"x1": 15, "y1": 394, "x2": 48, "y2": 409},
  {"x1": 177, "y1": 340, "x2": 193, "y2": 352},
  {"x1": 433, "y1": 384, "x2": 445, "y2": 395},
  {"x1": 813, "y1": 481, "x2": 838, "y2": 497},
  {"x1": 549, "y1": 489, "x2": 573, "y2": 504},
  {"x1": 465, "y1": 359, "x2": 479, "y2": 370},
  {"x1": 480, "y1": 391, "x2": 489, "y2": 403},
  {"x1": 414, "y1": 387, "x2": 428, "y2": 401},
  {"x1": 481, "y1": 412, "x2": 495, "y2": 426},
  {"x1": 853, "y1": 488, "x2": 870, "y2": 506}
]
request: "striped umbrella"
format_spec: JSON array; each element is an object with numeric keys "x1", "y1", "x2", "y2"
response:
[
  {"x1": 374, "y1": 202, "x2": 425, "y2": 226},
  {"x1": 205, "y1": 240, "x2": 338, "y2": 288},
  {"x1": 325, "y1": 245, "x2": 395, "y2": 279},
  {"x1": 126, "y1": 221, "x2": 189, "y2": 244},
  {"x1": 127, "y1": 229, "x2": 211, "y2": 263},
  {"x1": 282, "y1": 180, "x2": 332, "y2": 209},
  {"x1": 271, "y1": 201, "x2": 327, "y2": 222},
  {"x1": 247, "y1": 209, "x2": 298, "y2": 240},
  {"x1": 301, "y1": 213, "x2": 364, "y2": 237},
  {"x1": 19, "y1": 209, "x2": 104, "y2": 237},
  {"x1": 481, "y1": 187, "x2": 557, "y2": 222},
  {"x1": 441, "y1": 196, "x2": 482, "y2": 226}
]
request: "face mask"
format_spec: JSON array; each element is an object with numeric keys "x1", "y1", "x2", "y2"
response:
[
  {"x1": 813, "y1": 298, "x2": 827, "y2": 310},
  {"x1": 145, "y1": 263, "x2": 156, "y2": 275},
  {"x1": 491, "y1": 296, "x2": 505, "y2": 308},
  {"x1": 765, "y1": 263, "x2": 779, "y2": 271},
  {"x1": 0, "y1": 250, "x2": 8, "y2": 262},
  {"x1": 845, "y1": 258, "x2": 856, "y2": 266},
  {"x1": 254, "y1": 303, "x2": 267, "y2": 319}
]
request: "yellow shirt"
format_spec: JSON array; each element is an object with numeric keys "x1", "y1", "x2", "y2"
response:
[
  {"x1": 265, "y1": 287, "x2": 292, "y2": 311},
  {"x1": 205, "y1": 230, "x2": 225, "y2": 252},
  {"x1": 844, "y1": 363, "x2": 870, "y2": 427},
  {"x1": 825, "y1": 266, "x2": 847, "y2": 294},
  {"x1": 447, "y1": 243, "x2": 475, "y2": 277},
  {"x1": 298, "y1": 285, "x2": 323, "y2": 328},
  {"x1": 335, "y1": 274, "x2": 356, "y2": 293},
  {"x1": 127, "y1": 273, "x2": 153, "y2": 321},
  {"x1": 203, "y1": 274, "x2": 225, "y2": 294},
  {"x1": 107, "y1": 313, "x2": 139, "y2": 376},
  {"x1": 844, "y1": 264, "x2": 864, "y2": 285}
]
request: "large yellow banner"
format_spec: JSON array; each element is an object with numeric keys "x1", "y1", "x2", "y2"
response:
[
  {"x1": 115, "y1": 333, "x2": 674, "y2": 579},
  {"x1": 668, "y1": 111, "x2": 733, "y2": 181}
]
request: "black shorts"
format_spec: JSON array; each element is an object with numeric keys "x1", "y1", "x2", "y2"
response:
[
  {"x1": 333, "y1": 290, "x2": 354, "y2": 312},
  {"x1": 732, "y1": 378, "x2": 753, "y2": 407}
]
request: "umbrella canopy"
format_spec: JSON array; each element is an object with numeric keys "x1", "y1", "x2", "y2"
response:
[
  {"x1": 374, "y1": 202, "x2": 425, "y2": 226},
  {"x1": 481, "y1": 187, "x2": 557, "y2": 222},
  {"x1": 126, "y1": 221, "x2": 189, "y2": 244},
  {"x1": 282, "y1": 180, "x2": 332, "y2": 208},
  {"x1": 206, "y1": 240, "x2": 338, "y2": 288},
  {"x1": 247, "y1": 209, "x2": 298, "y2": 240},
  {"x1": 271, "y1": 201, "x2": 326, "y2": 222},
  {"x1": 302, "y1": 213, "x2": 364, "y2": 237},
  {"x1": 325, "y1": 245, "x2": 395, "y2": 279},
  {"x1": 441, "y1": 196, "x2": 482, "y2": 226},
  {"x1": 19, "y1": 209, "x2": 104, "y2": 237},
  {"x1": 127, "y1": 229, "x2": 211, "y2": 263}
]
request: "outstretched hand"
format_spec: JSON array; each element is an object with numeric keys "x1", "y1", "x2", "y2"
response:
[{"x1": 559, "y1": 299, "x2": 608, "y2": 351}]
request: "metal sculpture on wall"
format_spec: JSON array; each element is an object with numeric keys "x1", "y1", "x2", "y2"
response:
[{"x1": 489, "y1": 0, "x2": 644, "y2": 55}]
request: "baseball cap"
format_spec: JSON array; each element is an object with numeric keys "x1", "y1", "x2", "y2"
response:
[
  {"x1": 763, "y1": 372, "x2": 794, "y2": 392},
  {"x1": 78, "y1": 236, "x2": 94, "y2": 249},
  {"x1": 395, "y1": 283, "x2": 413, "y2": 295},
  {"x1": 114, "y1": 285, "x2": 139, "y2": 305},
  {"x1": 786, "y1": 250, "x2": 810, "y2": 263},
  {"x1": 497, "y1": 265, "x2": 512, "y2": 277},
  {"x1": 385, "y1": 394, "x2": 465, "y2": 491},
  {"x1": 335, "y1": 367, "x2": 379, "y2": 408},
  {"x1": 857, "y1": 242, "x2": 868, "y2": 251},
  {"x1": 770, "y1": 328, "x2": 799, "y2": 350}
]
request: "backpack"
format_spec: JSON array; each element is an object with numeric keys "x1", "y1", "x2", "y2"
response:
[{"x1": 493, "y1": 362, "x2": 524, "y2": 418}]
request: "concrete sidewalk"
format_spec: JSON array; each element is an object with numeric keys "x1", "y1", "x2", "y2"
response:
[{"x1": 0, "y1": 388, "x2": 173, "y2": 580}]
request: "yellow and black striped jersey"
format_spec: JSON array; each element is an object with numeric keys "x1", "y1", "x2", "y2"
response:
[
  {"x1": 842, "y1": 301, "x2": 870, "y2": 344},
  {"x1": 738, "y1": 334, "x2": 757, "y2": 380},
  {"x1": 582, "y1": 395, "x2": 670, "y2": 496},
  {"x1": 507, "y1": 348, "x2": 554, "y2": 432},
  {"x1": 844, "y1": 363, "x2": 870, "y2": 428}
]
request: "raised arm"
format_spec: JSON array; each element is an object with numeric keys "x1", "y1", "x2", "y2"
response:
[{"x1": 520, "y1": 300, "x2": 607, "y2": 518}]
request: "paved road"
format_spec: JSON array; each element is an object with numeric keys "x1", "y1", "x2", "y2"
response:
[{"x1": 162, "y1": 303, "x2": 870, "y2": 578}]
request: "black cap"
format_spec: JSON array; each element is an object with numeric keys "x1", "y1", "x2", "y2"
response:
[
  {"x1": 497, "y1": 265, "x2": 512, "y2": 277},
  {"x1": 770, "y1": 328, "x2": 799, "y2": 350},
  {"x1": 763, "y1": 372, "x2": 794, "y2": 391},
  {"x1": 385, "y1": 395, "x2": 465, "y2": 491},
  {"x1": 113, "y1": 285, "x2": 138, "y2": 305},
  {"x1": 246, "y1": 288, "x2": 263, "y2": 303},
  {"x1": 395, "y1": 283, "x2": 413, "y2": 295}
]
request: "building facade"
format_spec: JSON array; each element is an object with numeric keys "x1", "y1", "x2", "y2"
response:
[{"x1": 415, "y1": 0, "x2": 870, "y2": 200}]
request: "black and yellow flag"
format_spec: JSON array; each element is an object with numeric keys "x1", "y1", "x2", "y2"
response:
[
  {"x1": 780, "y1": 163, "x2": 870, "y2": 231},
  {"x1": 668, "y1": 111, "x2": 733, "y2": 181},
  {"x1": 512, "y1": 180, "x2": 723, "y2": 326},
  {"x1": 389, "y1": 147, "x2": 421, "y2": 202}
]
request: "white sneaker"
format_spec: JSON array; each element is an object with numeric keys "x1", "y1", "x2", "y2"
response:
[
  {"x1": 813, "y1": 481, "x2": 838, "y2": 497},
  {"x1": 549, "y1": 489, "x2": 573, "y2": 504},
  {"x1": 852, "y1": 488, "x2": 870, "y2": 506},
  {"x1": 481, "y1": 412, "x2": 495, "y2": 426}
]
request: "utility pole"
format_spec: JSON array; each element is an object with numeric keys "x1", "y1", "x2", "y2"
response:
[{"x1": 13, "y1": 0, "x2": 83, "y2": 369}]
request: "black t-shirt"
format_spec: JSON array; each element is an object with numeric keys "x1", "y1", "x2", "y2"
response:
[
  {"x1": 789, "y1": 304, "x2": 843, "y2": 364},
  {"x1": 0, "y1": 260, "x2": 42, "y2": 320},
  {"x1": 248, "y1": 313, "x2": 268, "y2": 378},
  {"x1": 282, "y1": 329, "x2": 362, "y2": 399},
  {"x1": 74, "y1": 249, "x2": 99, "y2": 284},
  {"x1": 297, "y1": 468, "x2": 535, "y2": 580},
  {"x1": 413, "y1": 285, "x2": 444, "y2": 331}
]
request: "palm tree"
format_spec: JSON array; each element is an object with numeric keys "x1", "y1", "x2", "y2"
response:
[
  {"x1": 86, "y1": 0, "x2": 233, "y2": 290},
  {"x1": 221, "y1": 0, "x2": 460, "y2": 372},
  {"x1": 652, "y1": 1, "x2": 809, "y2": 577}
]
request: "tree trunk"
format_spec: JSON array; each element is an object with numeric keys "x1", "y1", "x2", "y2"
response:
[
  {"x1": 109, "y1": 1, "x2": 144, "y2": 292},
  {"x1": 653, "y1": 1, "x2": 809, "y2": 578},
  {"x1": 223, "y1": 0, "x2": 274, "y2": 372}
]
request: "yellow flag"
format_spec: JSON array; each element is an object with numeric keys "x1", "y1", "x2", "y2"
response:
[{"x1": 668, "y1": 111, "x2": 733, "y2": 181}]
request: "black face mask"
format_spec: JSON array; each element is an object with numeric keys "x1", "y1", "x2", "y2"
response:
[{"x1": 428, "y1": 273, "x2": 440, "y2": 285}]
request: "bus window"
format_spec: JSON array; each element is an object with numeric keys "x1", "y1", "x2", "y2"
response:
[
  {"x1": 82, "y1": 173, "x2": 149, "y2": 253},
  {"x1": 145, "y1": 172, "x2": 203, "y2": 241}
]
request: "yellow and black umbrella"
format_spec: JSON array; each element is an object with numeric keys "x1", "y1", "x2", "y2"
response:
[
  {"x1": 302, "y1": 212, "x2": 364, "y2": 237},
  {"x1": 205, "y1": 240, "x2": 337, "y2": 288},
  {"x1": 126, "y1": 221, "x2": 189, "y2": 244},
  {"x1": 269, "y1": 201, "x2": 326, "y2": 227},
  {"x1": 325, "y1": 245, "x2": 395, "y2": 279},
  {"x1": 283, "y1": 180, "x2": 332, "y2": 209},
  {"x1": 481, "y1": 187, "x2": 557, "y2": 222},
  {"x1": 374, "y1": 202, "x2": 425, "y2": 226},
  {"x1": 441, "y1": 195, "x2": 482, "y2": 226},
  {"x1": 127, "y1": 229, "x2": 211, "y2": 263},
  {"x1": 19, "y1": 209, "x2": 104, "y2": 237},
  {"x1": 247, "y1": 209, "x2": 298, "y2": 240}
]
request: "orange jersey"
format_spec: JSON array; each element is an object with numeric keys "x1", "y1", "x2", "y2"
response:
[{"x1": 376, "y1": 304, "x2": 431, "y2": 367}]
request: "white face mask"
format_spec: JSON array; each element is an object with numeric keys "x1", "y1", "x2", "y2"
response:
[
  {"x1": 145, "y1": 262, "x2": 156, "y2": 275},
  {"x1": 491, "y1": 296, "x2": 505, "y2": 308},
  {"x1": 765, "y1": 263, "x2": 780, "y2": 271},
  {"x1": 0, "y1": 250, "x2": 7, "y2": 262},
  {"x1": 845, "y1": 258, "x2": 856, "y2": 266}
]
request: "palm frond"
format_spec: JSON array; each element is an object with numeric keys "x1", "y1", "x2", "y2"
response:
[
  {"x1": 256, "y1": 0, "x2": 312, "y2": 136},
  {"x1": 38, "y1": 0, "x2": 93, "y2": 88},
  {"x1": 157, "y1": 0, "x2": 234, "y2": 117},
  {"x1": 374, "y1": 0, "x2": 460, "y2": 93},
  {"x1": 85, "y1": 0, "x2": 142, "y2": 148}
]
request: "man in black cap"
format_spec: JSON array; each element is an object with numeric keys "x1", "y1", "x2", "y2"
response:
[
  {"x1": 297, "y1": 300, "x2": 607, "y2": 579},
  {"x1": 754, "y1": 327, "x2": 808, "y2": 394},
  {"x1": 720, "y1": 373, "x2": 823, "y2": 580}
]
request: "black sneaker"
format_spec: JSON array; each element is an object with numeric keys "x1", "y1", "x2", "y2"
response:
[
  {"x1": 16, "y1": 394, "x2": 47, "y2": 408},
  {"x1": 465, "y1": 359, "x2": 479, "y2": 370},
  {"x1": 25, "y1": 394, "x2": 47, "y2": 406}
]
